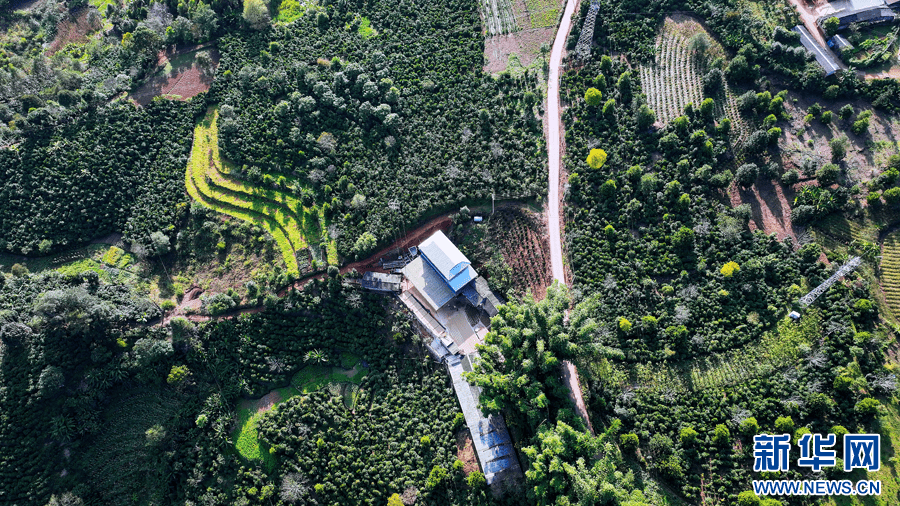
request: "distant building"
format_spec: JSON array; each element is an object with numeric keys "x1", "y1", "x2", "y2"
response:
[
  {"x1": 402, "y1": 231, "x2": 478, "y2": 312},
  {"x1": 828, "y1": 34, "x2": 855, "y2": 52},
  {"x1": 360, "y1": 272, "x2": 402, "y2": 292},
  {"x1": 793, "y1": 26, "x2": 842, "y2": 76},
  {"x1": 817, "y1": 6, "x2": 896, "y2": 31}
]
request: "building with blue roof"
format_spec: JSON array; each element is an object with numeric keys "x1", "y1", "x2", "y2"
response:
[{"x1": 402, "y1": 230, "x2": 479, "y2": 312}]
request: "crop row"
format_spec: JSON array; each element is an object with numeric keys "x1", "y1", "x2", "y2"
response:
[
  {"x1": 638, "y1": 29, "x2": 747, "y2": 143},
  {"x1": 880, "y1": 231, "x2": 900, "y2": 319},
  {"x1": 185, "y1": 110, "x2": 301, "y2": 275}
]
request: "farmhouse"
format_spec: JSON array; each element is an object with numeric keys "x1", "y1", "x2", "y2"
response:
[
  {"x1": 392, "y1": 230, "x2": 522, "y2": 488},
  {"x1": 401, "y1": 230, "x2": 478, "y2": 312},
  {"x1": 360, "y1": 271, "x2": 401, "y2": 293},
  {"x1": 817, "y1": 0, "x2": 897, "y2": 31},
  {"x1": 793, "y1": 25, "x2": 842, "y2": 76}
]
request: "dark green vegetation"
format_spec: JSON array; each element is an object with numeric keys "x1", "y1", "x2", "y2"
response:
[
  {"x1": 557, "y1": 6, "x2": 900, "y2": 502},
  {"x1": 0, "y1": 269, "x2": 510, "y2": 505},
  {"x1": 0, "y1": 100, "x2": 197, "y2": 255},
  {"x1": 209, "y1": 0, "x2": 546, "y2": 259}
]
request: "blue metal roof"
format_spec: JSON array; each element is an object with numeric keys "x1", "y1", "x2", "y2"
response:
[{"x1": 419, "y1": 231, "x2": 477, "y2": 289}]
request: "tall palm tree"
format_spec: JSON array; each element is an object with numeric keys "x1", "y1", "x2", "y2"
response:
[{"x1": 305, "y1": 349, "x2": 326, "y2": 365}]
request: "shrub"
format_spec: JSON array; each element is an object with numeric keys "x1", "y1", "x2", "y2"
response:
[
  {"x1": 713, "y1": 424, "x2": 731, "y2": 444},
  {"x1": 830, "y1": 136, "x2": 848, "y2": 162},
  {"x1": 781, "y1": 169, "x2": 799, "y2": 185},
  {"x1": 816, "y1": 163, "x2": 840, "y2": 186},
  {"x1": 854, "y1": 397, "x2": 880, "y2": 416},
  {"x1": 736, "y1": 163, "x2": 759, "y2": 188},
  {"x1": 884, "y1": 187, "x2": 900, "y2": 205},
  {"x1": 586, "y1": 149, "x2": 608, "y2": 169},
  {"x1": 619, "y1": 433, "x2": 639, "y2": 450},
  {"x1": 680, "y1": 427, "x2": 698, "y2": 444},
  {"x1": 466, "y1": 471, "x2": 486, "y2": 488},
  {"x1": 821, "y1": 110, "x2": 833, "y2": 123},
  {"x1": 585, "y1": 87, "x2": 603, "y2": 106},
  {"x1": 721, "y1": 261, "x2": 740, "y2": 277},
  {"x1": 774, "y1": 416, "x2": 794, "y2": 434}
]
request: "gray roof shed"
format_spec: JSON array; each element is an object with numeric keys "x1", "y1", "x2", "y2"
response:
[{"x1": 793, "y1": 25, "x2": 842, "y2": 76}]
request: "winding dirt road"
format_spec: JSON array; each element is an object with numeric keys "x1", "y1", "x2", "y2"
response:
[
  {"x1": 547, "y1": 0, "x2": 577, "y2": 284},
  {"x1": 546, "y1": 0, "x2": 594, "y2": 435}
]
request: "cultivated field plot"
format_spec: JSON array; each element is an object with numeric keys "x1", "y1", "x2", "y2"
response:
[
  {"x1": 630, "y1": 311, "x2": 821, "y2": 394},
  {"x1": 487, "y1": 206, "x2": 552, "y2": 299},
  {"x1": 880, "y1": 231, "x2": 900, "y2": 320},
  {"x1": 638, "y1": 16, "x2": 744, "y2": 135},
  {"x1": 185, "y1": 107, "x2": 337, "y2": 277},
  {"x1": 524, "y1": 0, "x2": 560, "y2": 28},
  {"x1": 480, "y1": 0, "x2": 518, "y2": 35},
  {"x1": 130, "y1": 49, "x2": 219, "y2": 106}
]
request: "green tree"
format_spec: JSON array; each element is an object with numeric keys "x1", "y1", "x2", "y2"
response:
[
  {"x1": 636, "y1": 104, "x2": 656, "y2": 130},
  {"x1": 775, "y1": 416, "x2": 794, "y2": 434},
  {"x1": 736, "y1": 163, "x2": 759, "y2": 188},
  {"x1": 817, "y1": 163, "x2": 840, "y2": 186},
  {"x1": 243, "y1": 0, "x2": 270, "y2": 30},
  {"x1": 387, "y1": 493, "x2": 402, "y2": 506},
  {"x1": 680, "y1": 427, "x2": 698, "y2": 444},
  {"x1": 823, "y1": 16, "x2": 840, "y2": 36},
  {"x1": 466, "y1": 470, "x2": 486, "y2": 488},
  {"x1": 855, "y1": 397, "x2": 880, "y2": 416},
  {"x1": 466, "y1": 282, "x2": 595, "y2": 430},
  {"x1": 585, "y1": 148, "x2": 608, "y2": 169},
  {"x1": 585, "y1": 87, "x2": 603, "y2": 106},
  {"x1": 352, "y1": 231, "x2": 377, "y2": 258},
  {"x1": 713, "y1": 424, "x2": 731, "y2": 444}
]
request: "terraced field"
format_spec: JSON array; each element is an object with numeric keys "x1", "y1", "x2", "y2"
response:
[
  {"x1": 185, "y1": 107, "x2": 338, "y2": 277},
  {"x1": 881, "y1": 231, "x2": 900, "y2": 318}
]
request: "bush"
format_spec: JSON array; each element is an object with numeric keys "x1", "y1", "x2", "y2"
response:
[
  {"x1": 774, "y1": 416, "x2": 794, "y2": 434},
  {"x1": 620, "y1": 433, "x2": 639, "y2": 450},
  {"x1": 735, "y1": 163, "x2": 759, "y2": 188},
  {"x1": 585, "y1": 87, "x2": 603, "y2": 106},
  {"x1": 721, "y1": 261, "x2": 740, "y2": 277},
  {"x1": 466, "y1": 471, "x2": 486, "y2": 488},
  {"x1": 781, "y1": 169, "x2": 799, "y2": 186},
  {"x1": 884, "y1": 187, "x2": 900, "y2": 205},
  {"x1": 821, "y1": 110, "x2": 833, "y2": 123},
  {"x1": 586, "y1": 149, "x2": 608, "y2": 169},
  {"x1": 816, "y1": 163, "x2": 840, "y2": 186},
  {"x1": 823, "y1": 85, "x2": 840, "y2": 100},
  {"x1": 830, "y1": 136, "x2": 848, "y2": 162},
  {"x1": 854, "y1": 397, "x2": 880, "y2": 416}
]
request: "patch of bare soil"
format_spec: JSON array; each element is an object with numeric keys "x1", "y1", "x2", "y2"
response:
[
  {"x1": 484, "y1": 27, "x2": 555, "y2": 74},
  {"x1": 489, "y1": 205, "x2": 553, "y2": 299},
  {"x1": 130, "y1": 47, "x2": 219, "y2": 106},
  {"x1": 456, "y1": 429, "x2": 479, "y2": 476},
  {"x1": 781, "y1": 92, "x2": 900, "y2": 188},
  {"x1": 240, "y1": 390, "x2": 284, "y2": 414},
  {"x1": 47, "y1": 7, "x2": 101, "y2": 55},
  {"x1": 729, "y1": 179, "x2": 798, "y2": 244}
]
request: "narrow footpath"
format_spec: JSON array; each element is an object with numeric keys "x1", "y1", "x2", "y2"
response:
[{"x1": 546, "y1": 0, "x2": 594, "y2": 435}]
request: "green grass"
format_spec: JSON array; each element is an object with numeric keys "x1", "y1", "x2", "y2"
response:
[
  {"x1": 185, "y1": 107, "x2": 339, "y2": 273},
  {"x1": 524, "y1": 0, "x2": 559, "y2": 28},
  {"x1": 185, "y1": 108, "x2": 301, "y2": 275},
  {"x1": 234, "y1": 358, "x2": 368, "y2": 463}
]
